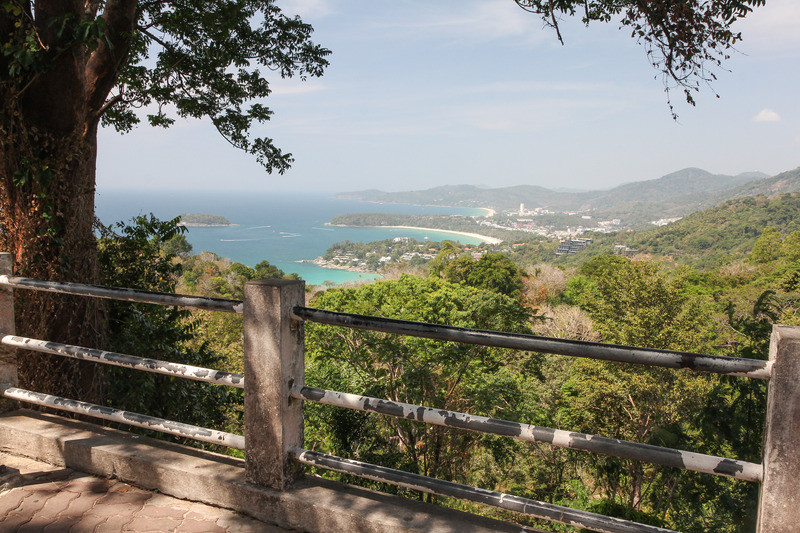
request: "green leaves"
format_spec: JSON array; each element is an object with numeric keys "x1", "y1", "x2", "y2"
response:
[
  {"x1": 11, "y1": 158, "x2": 52, "y2": 188},
  {"x1": 749, "y1": 226, "x2": 783, "y2": 264},
  {"x1": 98, "y1": 215, "x2": 239, "y2": 446},
  {"x1": 101, "y1": 0, "x2": 330, "y2": 174},
  {"x1": 305, "y1": 275, "x2": 535, "y2": 484},
  {"x1": 2, "y1": 6, "x2": 112, "y2": 79},
  {"x1": 75, "y1": 16, "x2": 110, "y2": 52},
  {"x1": 1, "y1": 1, "x2": 22, "y2": 16},
  {"x1": 2, "y1": 0, "x2": 330, "y2": 175},
  {"x1": 2, "y1": 26, "x2": 41, "y2": 77},
  {"x1": 514, "y1": 0, "x2": 766, "y2": 117}
]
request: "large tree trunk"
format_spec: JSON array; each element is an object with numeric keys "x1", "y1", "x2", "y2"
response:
[
  {"x1": 4, "y1": 140, "x2": 105, "y2": 402},
  {"x1": 0, "y1": 79, "x2": 104, "y2": 403},
  {"x1": 0, "y1": 0, "x2": 133, "y2": 402}
]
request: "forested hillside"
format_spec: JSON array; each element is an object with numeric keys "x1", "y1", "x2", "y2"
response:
[
  {"x1": 571, "y1": 194, "x2": 800, "y2": 270},
  {"x1": 719, "y1": 167, "x2": 800, "y2": 200},
  {"x1": 626, "y1": 194, "x2": 800, "y2": 266},
  {"x1": 98, "y1": 209, "x2": 799, "y2": 532}
]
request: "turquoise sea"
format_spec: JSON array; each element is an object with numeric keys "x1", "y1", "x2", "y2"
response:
[{"x1": 95, "y1": 189, "x2": 486, "y2": 285}]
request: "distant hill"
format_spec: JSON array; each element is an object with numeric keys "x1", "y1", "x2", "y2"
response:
[
  {"x1": 585, "y1": 168, "x2": 760, "y2": 205},
  {"x1": 579, "y1": 168, "x2": 765, "y2": 210},
  {"x1": 338, "y1": 184, "x2": 582, "y2": 210},
  {"x1": 338, "y1": 168, "x2": 769, "y2": 223}
]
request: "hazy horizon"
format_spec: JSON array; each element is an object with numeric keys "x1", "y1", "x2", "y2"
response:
[{"x1": 97, "y1": 165, "x2": 785, "y2": 195}]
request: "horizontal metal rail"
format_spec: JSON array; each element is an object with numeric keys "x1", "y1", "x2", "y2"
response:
[
  {"x1": 293, "y1": 307, "x2": 771, "y2": 379},
  {"x1": 1, "y1": 334, "x2": 244, "y2": 388},
  {"x1": 293, "y1": 449, "x2": 677, "y2": 533},
  {"x1": 292, "y1": 385, "x2": 762, "y2": 483},
  {"x1": 0, "y1": 275, "x2": 242, "y2": 314},
  {"x1": 2, "y1": 387, "x2": 245, "y2": 449}
]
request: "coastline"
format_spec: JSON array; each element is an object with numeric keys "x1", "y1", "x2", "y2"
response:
[
  {"x1": 304, "y1": 258, "x2": 375, "y2": 274},
  {"x1": 328, "y1": 224, "x2": 503, "y2": 244}
]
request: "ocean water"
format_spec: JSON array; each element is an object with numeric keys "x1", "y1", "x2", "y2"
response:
[{"x1": 95, "y1": 189, "x2": 485, "y2": 285}]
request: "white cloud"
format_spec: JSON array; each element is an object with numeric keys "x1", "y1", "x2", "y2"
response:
[{"x1": 753, "y1": 108, "x2": 781, "y2": 122}]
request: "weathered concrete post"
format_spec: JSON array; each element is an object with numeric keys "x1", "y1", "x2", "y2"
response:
[
  {"x1": 243, "y1": 279, "x2": 305, "y2": 490},
  {"x1": 0, "y1": 252, "x2": 17, "y2": 412},
  {"x1": 757, "y1": 325, "x2": 800, "y2": 531}
]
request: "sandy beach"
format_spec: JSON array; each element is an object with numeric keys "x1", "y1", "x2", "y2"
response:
[
  {"x1": 330, "y1": 224, "x2": 502, "y2": 244},
  {"x1": 388, "y1": 226, "x2": 502, "y2": 244}
]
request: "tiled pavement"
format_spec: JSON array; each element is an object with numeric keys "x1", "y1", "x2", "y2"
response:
[{"x1": 0, "y1": 451, "x2": 292, "y2": 532}]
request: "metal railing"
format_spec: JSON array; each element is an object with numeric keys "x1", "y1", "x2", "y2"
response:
[{"x1": 0, "y1": 259, "x2": 798, "y2": 533}]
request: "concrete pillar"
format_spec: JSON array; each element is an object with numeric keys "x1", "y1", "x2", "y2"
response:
[
  {"x1": 0, "y1": 252, "x2": 17, "y2": 412},
  {"x1": 243, "y1": 279, "x2": 305, "y2": 490},
  {"x1": 757, "y1": 325, "x2": 800, "y2": 531}
]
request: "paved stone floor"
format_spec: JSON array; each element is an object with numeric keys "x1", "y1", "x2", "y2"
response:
[{"x1": 0, "y1": 451, "x2": 292, "y2": 532}]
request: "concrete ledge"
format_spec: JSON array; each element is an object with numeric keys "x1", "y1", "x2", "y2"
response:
[{"x1": 0, "y1": 409, "x2": 536, "y2": 532}]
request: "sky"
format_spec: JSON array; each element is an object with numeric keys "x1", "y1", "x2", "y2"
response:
[{"x1": 96, "y1": 0, "x2": 800, "y2": 194}]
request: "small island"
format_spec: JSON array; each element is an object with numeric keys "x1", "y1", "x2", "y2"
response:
[{"x1": 177, "y1": 213, "x2": 232, "y2": 227}]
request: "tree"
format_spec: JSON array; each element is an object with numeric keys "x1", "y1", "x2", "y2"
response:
[
  {"x1": 514, "y1": 0, "x2": 765, "y2": 116},
  {"x1": 0, "y1": 0, "x2": 329, "y2": 398},
  {"x1": 749, "y1": 226, "x2": 782, "y2": 264},
  {"x1": 97, "y1": 215, "x2": 238, "y2": 444},
  {"x1": 430, "y1": 250, "x2": 526, "y2": 300},
  {"x1": 162, "y1": 233, "x2": 193, "y2": 257},
  {"x1": 443, "y1": 253, "x2": 525, "y2": 299},
  {"x1": 304, "y1": 275, "x2": 536, "y2": 494},
  {"x1": 255, "y1": 260, "x2": 300, "y2": 281},
  {"x1": 686, "y1": 290, "x2": 780, "y2": 533},
  {"x1": 427, "y1": 241, "x2": 460, "y2": 278},
  {"x1": 563, "y1": 258, "x2": 715, "y2": 524},
  {"x1": 780, "y1": 230, "x2": 800, "y2": 262}
]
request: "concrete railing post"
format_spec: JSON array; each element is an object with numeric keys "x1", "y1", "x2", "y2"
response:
[
  {"x1": 757, "y1": 325, "x2": 800, "y2": 531},
  {"x1": 0, "y1": 252, "x2": 17, "y2": 412},
  {"x1": 243, "y1": 279, "x2": 305, "y2": 490}
]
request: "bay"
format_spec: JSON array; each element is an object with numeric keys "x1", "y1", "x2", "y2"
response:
[{"x1": 95, "y1": 189, "x2": 486, "y2": 285}]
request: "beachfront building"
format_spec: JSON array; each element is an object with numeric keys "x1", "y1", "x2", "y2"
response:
[{"x1": 556, "y1": 238, "x2": 593, "y2": 256}]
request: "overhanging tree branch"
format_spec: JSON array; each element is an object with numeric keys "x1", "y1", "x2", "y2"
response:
[{"x1": 514, "y1": 0, "x2": 765, "y2": 116}]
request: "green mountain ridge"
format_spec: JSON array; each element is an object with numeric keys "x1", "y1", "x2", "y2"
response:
[
  {"x1": 579, "y1": 168, "x2": 765, "y2": 210},
  {"x1": 338, "y1": 167, "x2": 774, "y2": 219},
  {"x1": 337, "y1": 167, "x2": 800, "y2": 229}
]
